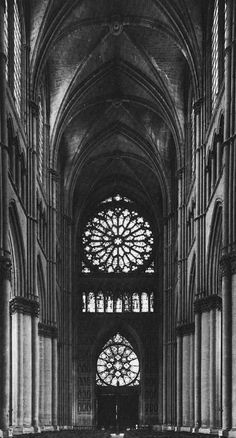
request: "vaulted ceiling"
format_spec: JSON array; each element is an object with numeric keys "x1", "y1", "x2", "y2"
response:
[{"x1": 29, "y1": 0, "x2": 204, "y2": 220}]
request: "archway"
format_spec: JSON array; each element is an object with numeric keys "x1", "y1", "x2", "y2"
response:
[{"x1": 96, "y1": 333, "x2": 140, "y2": 430}]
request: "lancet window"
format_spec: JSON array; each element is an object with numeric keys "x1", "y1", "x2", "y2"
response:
[
  {"x1": 82, "y1": 291, "x2": 154, "y2": 313},
  {"x1": 211, "y1": 0, "x2": 225, "y2": 110},
  {"x1": 4, "y1": 0, "x2": 22, "y2": 116}
]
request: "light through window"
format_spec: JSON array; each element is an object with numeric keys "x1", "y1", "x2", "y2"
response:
[
  {"x1": 82, "y1": 291, "x2": 154, "y2": 313},
  {"x1": 212, "y1": 0, "x2": 219, "y2": 109},
  {"x1": 14, "y1": 0, "x2": 21, "y2": 115},
  {"x1": 4, "y1": 0, "x2": 8, "y2": 81},
  {"x1": 82, "y1": 196, "x2": 154, "y2": 273},
  {"x1": 96, "y1": 333, "x2": 140, "y2": 387}
]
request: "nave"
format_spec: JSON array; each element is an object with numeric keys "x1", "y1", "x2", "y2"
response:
[{"x1": 0, "y1": 0, "x2": 236, "y2": 437}]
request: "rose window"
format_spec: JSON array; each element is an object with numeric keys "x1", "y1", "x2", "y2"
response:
[
  {"x1": 96, "y1": 333, "x2": 140, "y2": 386},
  {"x1": 82, "y1": 197, "x2": 154, "y2": 273}
]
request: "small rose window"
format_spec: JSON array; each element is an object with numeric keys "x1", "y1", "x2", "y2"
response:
[{"x1": 96, "y1": 333, "x2": 140, "y2": 387}]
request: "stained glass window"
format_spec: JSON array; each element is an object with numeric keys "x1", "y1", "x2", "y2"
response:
[
  {"x1": 13, "y1": 0, "x2": 21, "y2": 116},
  {"x1": 212, "y1": 0, "x2": 219, "y2": 109},
  {"x1": 82, "y1": 291, "x2": 154, "y2": 313},
  {"x1": 38, "y1": 97, "x2": 44, "y2": 181},
  {"x1": 82, "y1": 196, "x2": 154, "y2": 273},
  {"x1": 96, "y1": 333, "x2": 140, "y2": 387},
  {"x1": 4, "y1": 0, "x2": 8, "y2": 81}
]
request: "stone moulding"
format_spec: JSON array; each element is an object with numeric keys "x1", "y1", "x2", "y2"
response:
[
  {"x1": 194, "y1": 294, "x2": 222, "y2": 314},
  {"x1": 38, "y1": 322, "x2": 58, "y2": 338},
  {"x1": 9, "y1": 295, "x2": 40, "y2": 317},
  {"x1": 176, "y1": 322, "x2": 195, "y2": 337}
]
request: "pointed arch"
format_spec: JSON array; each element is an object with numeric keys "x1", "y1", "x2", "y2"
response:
[
  {"x1": 9, "y1": 201, "x2": 26, "y2": 297},
  {"x1": 188, "y1": 254, "x2": 196, "y2": 324},
  {"x1": 37, "y1": 255, "x2": 46, "y2": 323},
  {"x1": 207, "y1": 201, "x2": 222, "y2": 296}
]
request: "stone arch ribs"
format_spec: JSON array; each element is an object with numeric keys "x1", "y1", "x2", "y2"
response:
[
  {"x1": 153, "y1": 0, "x2": 202, "y2": 96},
  {"x1": 31, "y1": 0, "x2": 201, "y2": 102},
  {"x1": 51, "y1": 60, "x2": 183, "y2": 169},
  {"x1": 66, "y1": 124, "x2": 170, "y2": 218}
]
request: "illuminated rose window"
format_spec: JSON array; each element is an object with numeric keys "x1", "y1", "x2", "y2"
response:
[
  {"x1": 82, "y1": 196, "x2": 154, "y2": 273},
  {"x1": 96, "y1": 333, "x2": 140, "y2": 387}
]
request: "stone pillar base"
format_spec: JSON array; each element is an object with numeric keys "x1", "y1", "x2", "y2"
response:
[
  {"x1": 12, "y1": 426, "x2": 34, "y2": 435},
  {"x1": 53, "y1": 425, "x2": 60, "y2": 431},
  {"x1": 180, "y1": 426, "x2": 192, "y2": 432},
  {"x1": 227, "y1": 429, "x2": 236, "y2": 438},
  {"x1": 199, "y1": 427, "x2": 212, "y2": 434},
  {"x1": 0, "y1": 428, "x2": 13, "y2": 438}
]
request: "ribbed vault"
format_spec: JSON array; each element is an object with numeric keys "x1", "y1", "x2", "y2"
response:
[{"x1": 29, "y1": 0, "x2": 203, "y2": 218}]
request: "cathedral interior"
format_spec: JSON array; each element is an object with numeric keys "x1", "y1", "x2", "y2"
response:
[{"x1": 0, "y1": 0, "x2": 236, "y2": 437}]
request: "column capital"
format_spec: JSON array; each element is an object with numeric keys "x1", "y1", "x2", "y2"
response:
[
  {"x1": 176, "y1": 322, "x2": 195, "y2": 337},
  {"x1": 220, "y1": 253, "x2": 236, "y2": 276},
  {"x1": 194, "y1": 294, "x2": 222, "y2": 314},
  {"x1": 10, "y1": 296, "x2": 40, "y2": 317},
  {"x1": 38, "y1": 323, "x2": 57, "y2": 338},
  {"x1": 0, "y1": 256, "x2": 11, "y2": 282},
  {"x1": 193, "y1": 98, "x2": 203, "y2": 114}
]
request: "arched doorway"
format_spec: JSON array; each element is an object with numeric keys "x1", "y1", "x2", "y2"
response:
[{"x1": 96, "y1": 333, "x2": 140, "y2": 430}]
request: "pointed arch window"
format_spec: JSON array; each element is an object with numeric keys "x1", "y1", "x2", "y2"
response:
[
  {"x1": 96, "y1": 333, "x2": 140, "y2": 387},
  {"x1": 4, "y1": 0, "x2": 22, "y2": 116},
  {"x1": 211, "y1": 0, "x2": 225, "y2": 109},
  {"x1": 4, "y1": 0, "x2": 9, "y2": 81},
  {"x1": 38, "y1": 96, "x2": 44, "y2": 182},
  {"x1": 13, "y1": 0, "x2": 22, "y2": 115}
]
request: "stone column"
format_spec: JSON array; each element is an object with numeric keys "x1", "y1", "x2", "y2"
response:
[
  {"x1": 27, "y1": 101, "x2": 39, "y2": 430},
  {"x1": 0, "y1": 0, "x2": 12, "y2": 435},
  {"x1": 221, "y1": 0, "x2": 234, "y2": 433},
  {"x1": 176, "y1": 334, "x2": 182, "y2": 428},
  {"x1": 195, "y1": 295, "x2": 222, "y2": 432},
  {"x1": 32, "y1": 312, "x2": 40, "y2": 430},
  {"x1": 194, "y1": 308, "x2": 201, "y2": 430},
  {"x1": 9, "y1": 297, "x2": 39, "y2": 433},
  {"x1": 52, "y1": 337, "x2": 58, "y2": 427},
  {"x1": 162, "y1": 218, "x2": 168, "y2": 426},
  {"x1": 209, "y1": 308, "x2": 216, "y2": 430}
]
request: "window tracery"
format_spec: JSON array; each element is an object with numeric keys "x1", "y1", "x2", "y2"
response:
[
  {"x1": 82, "y1": 291, "x2": 154, "y2": 313},
  {"x1": 82, "y1": 195, "x2": 154, "y2": 273},
  {"x1": 96, "y1": 333, "x2": 140, "y2": 387},
  {"x1": 38, "y1": 96, "x2": 44, "y2": 182},
  {"x1": 211, "y1": 0, "x2": 225, "y2": 110},
  {"x1": 14, "y1": 0, "x2": 21, "y2": 116},
  {"x1": 4, "y1": 0, "x2": 22, "y2": 116}
]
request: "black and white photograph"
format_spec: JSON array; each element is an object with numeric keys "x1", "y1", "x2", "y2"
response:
[{"x1": 0, "y1": 1, "x2": 235, "y2": 437}]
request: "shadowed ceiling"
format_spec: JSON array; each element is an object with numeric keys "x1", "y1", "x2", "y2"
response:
[{"x1": 29, "y1": 0, "x2": 203, "y2": 219}]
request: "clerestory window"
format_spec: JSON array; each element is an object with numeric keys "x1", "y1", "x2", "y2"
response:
[
  {"x1": 211, "y1": 0, "x2": 225, "y2": 110},
  {"x1": 96, "y1": 333, "x2": 140, "y2": 387},
  {"x1": 4, "y1": 0, "x2": 22, "y2": 116}
]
